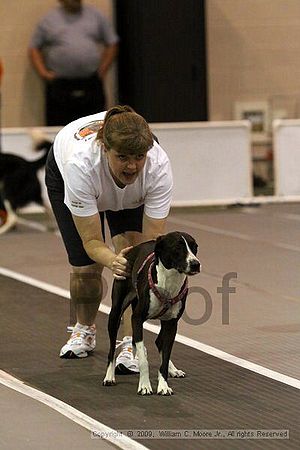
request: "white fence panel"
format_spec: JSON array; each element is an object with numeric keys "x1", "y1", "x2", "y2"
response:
[
  {"x1": 273, "y1": 119, "x2": 300, "y2": 197},
  {"x1": 151, "y1": 121, "x2": 253, "y2": 205},
  {"x1": 2, "y1": 122, "x2": 253, "y2": 207}
]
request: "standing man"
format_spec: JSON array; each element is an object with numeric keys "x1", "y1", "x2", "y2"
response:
[
  {"x1": 45, "y1": 105, "x2": 173, "y2": 373},
  {"x1": 28, "y1": 0, "x2": 119, "y2": 126}
]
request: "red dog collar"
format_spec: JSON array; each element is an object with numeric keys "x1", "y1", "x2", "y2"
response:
[{"x1": 137, "y1": 252, "x2": 188, "y2": 305}]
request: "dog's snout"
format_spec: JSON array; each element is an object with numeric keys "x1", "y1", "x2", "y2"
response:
[{"x1": 189, "y1": 260, "x2": 201, "y2": 274}]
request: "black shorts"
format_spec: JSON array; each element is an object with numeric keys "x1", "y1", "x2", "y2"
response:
[{"x1": 45, "y1": 147, "x2": 144, "y2": 266}]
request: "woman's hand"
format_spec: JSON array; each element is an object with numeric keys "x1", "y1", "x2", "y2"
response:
[{"x1": 110, "y1": 246, "x2": 133, "y2": 280}]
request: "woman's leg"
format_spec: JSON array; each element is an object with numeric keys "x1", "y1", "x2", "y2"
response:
[
  {"x1": 46, "y1": 147, "x2": 104, "y2": 357},
  {"x1": 71, "y1": 263, "x2": 103, "y2": 326}
]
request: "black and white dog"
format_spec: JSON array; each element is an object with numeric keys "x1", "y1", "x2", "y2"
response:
[
  {"x1": 103, "y1": 231, "x2": 201, "y2": 395},
  {"x1": 0, "y1": 131, "x2": 52, "y2": 234}
]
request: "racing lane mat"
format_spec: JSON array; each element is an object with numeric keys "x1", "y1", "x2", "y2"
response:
[{"x1": 1, "y1": 274, "x2": 299, "y2": 449}]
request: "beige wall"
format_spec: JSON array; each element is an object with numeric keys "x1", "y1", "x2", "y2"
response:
[
  {"x1": 0, "y1": 0, "x2": 116, "y2": 127},
  {"x1": 206, "y1": 0, "x2": 300, "y2": 122},
  {"x1": 2, "y1": 1, "x2": 300, "y2": 126}
]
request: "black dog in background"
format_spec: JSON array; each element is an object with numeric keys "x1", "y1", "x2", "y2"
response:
[{"x1": 0, "y1": 131, "x2": 52, "y2": 233}]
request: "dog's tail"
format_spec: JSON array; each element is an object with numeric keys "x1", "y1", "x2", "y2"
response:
[{"x1": 28, "y1": 128, "x2": 53, "y2": 171}]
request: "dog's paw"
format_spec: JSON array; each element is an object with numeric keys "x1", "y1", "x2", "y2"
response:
[
  {"x1": 103, "y1": 378, "x2": 116, "y2": 386},
  {"x1": 168, "y1": 360, "x2": 186, "y2": 378},
  {"x1": 169, "y1": 368, "x2": 186, "y2": 378},
  {"x1": 103, "y1": 363, "x2": 116, "y2": 386},
  {"x1": 137, "y1": 381, "x2": 153, "y2": 395},
  {"x1": 157, "y1": 386, "x2": 173, "y2": 396},
  {"x1": 157, "y1": 372, "x2": 174, "y2": 396}
]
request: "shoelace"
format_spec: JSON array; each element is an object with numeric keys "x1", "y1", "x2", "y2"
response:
[
  {"x1": 115, "y1": 340, "x2": 136, "y2": 360},
  {"x1": 66, "y1": 332, "x2": 130, "y2": 349},
  {"x1": 67, "y1": 326, "x2": 95, "y2": 335},
  {"x1": 115, "y1": 339, "x2": 129, "y2": 350},
  {"x1": 67, "y1": 327, "x2": 95, "y2": 345}
]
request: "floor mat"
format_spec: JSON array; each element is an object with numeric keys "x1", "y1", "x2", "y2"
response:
[{"x1": 1, "y1": 274, "x2": 299, "y2": 449}]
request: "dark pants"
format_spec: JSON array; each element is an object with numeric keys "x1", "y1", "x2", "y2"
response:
[{"x1": 46, "y1": 73, "x2": 105, "y2": 126}]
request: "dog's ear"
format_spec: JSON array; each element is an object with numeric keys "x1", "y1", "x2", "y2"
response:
[
  {"x1": 155, "y1": 235, "x2": 164, "y2": 244},
  {"x1": 182, "y1": 232, "x2": 198, "y2": 255},
  {"x1": 154, "y1": 234, "x2": 165, "y2": 262}
]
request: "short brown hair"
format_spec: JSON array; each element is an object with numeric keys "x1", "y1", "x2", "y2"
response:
[{"x1": 96, "y1": 105, "x2": 153, "y2": 154}]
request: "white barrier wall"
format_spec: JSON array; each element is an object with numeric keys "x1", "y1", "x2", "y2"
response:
[
  {"x1": 151, "y1": 121, "x2": 253, "y2": 206},
  {"x1": 273, "y1": 119, "x2": 300, "y2": 197},
  {"x1": 1, "y1": 128, "x2": 60, "y2": 159},
  {"x1": 2, "y1": 121, "x2": 253, "y2": 207}
]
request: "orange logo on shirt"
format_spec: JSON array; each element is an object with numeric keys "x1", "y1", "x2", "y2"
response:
[{"x1": 74, "y1": 120, "x2": 103, "y2": 140}]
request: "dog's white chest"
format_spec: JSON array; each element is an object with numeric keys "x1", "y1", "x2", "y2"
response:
[
  {"x1": 146, "y1": 262, "x2": 186, "y2": 320},
  {"x1": 147, "y1": 292, "x2": 182, "y2": 320}
]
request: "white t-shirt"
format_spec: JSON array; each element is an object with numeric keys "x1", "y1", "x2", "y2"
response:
[{"x1": 53, "y1": 112, "x2": 173, "y2": 219}]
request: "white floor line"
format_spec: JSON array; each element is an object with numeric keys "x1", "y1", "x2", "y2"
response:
[
  {"x1": 1, "y1": 266, "x2": 300, "y2": 392},
  {"x1": 18, "y1": 217, "x2": 62, "y2": 238},
  {"x1": 14, "y1": 211, "x2": 300, "y2": 252},
  {"x1": 169, "y1": 216, "x2": 254, "y2": 241},
  {"x1": 168, "y1": 215, "x2": 300, "y2": 253},
  {"x1": 10, "y1": 216, "x2": 300, "y2": 302},
  {"x1": 144, "y1": 323, "x2": 300, "y2": 390},
  {"x1": 275, "y1": 212, "x2": 300, "y2": 222},
  {"x1": 17, "y1": 217, "x2": 49, "y2": 232},
  {"x1": 0, "y1": 267, "x2": 112, "y2": 316},
  {"x1": 0, "y1": 371, "x2": 147, "y2": 450},
  {"x1": 242, "y1": 208, "x2": 300, "y2": 223}
]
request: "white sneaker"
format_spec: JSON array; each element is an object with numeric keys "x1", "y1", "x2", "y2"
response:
[
  {"x1": 115, "y1": 336, "x2": 140, "y2": 374},
  {"x1": 60, "y1": 323, "x2": 96, "y2": 358}
]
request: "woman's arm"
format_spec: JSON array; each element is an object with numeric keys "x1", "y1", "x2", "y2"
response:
[
  {"x1": 72, "y1": 213, "x2": 131, "y2": 279},
  {"x1": 142, "y1": 214, "x2": 167, "y2": 241}
]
